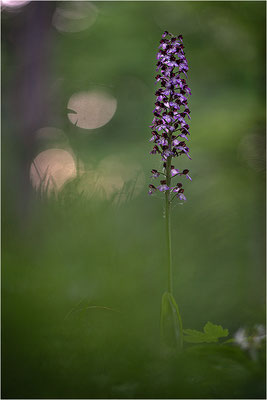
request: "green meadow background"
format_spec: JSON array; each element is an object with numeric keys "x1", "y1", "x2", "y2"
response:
[{"x1": 2, "y1": 1, "x2": 266, "y2": 398}]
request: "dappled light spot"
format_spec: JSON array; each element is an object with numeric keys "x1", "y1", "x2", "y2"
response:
[
  {"x1": 67, "y1": 90, "x2": 117, "y2": 130},
  {"x1": 30, "y1": 149, "x2": 77, "y2": 196},
  {"x1": 1, "y1": 0, "x2": 30, "y2": 9},
  {"x1": 52, "y1": 1, "x2": 98, "y2": 33},
  {"x1": 76, "y1": 155, "x2": 145, "y2": 204}
]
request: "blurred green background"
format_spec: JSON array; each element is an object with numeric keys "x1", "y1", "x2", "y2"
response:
[{"x1": 2, "y1": 1, "x2": 266, "y2": 398}]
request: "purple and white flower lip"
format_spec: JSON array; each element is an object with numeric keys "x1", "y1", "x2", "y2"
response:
[
  {"x1": 177, "y1": 193, "x2": 187, "y2": 201},
  {"x1": 157, "y1": 180, "x2": 170, "y2": 192},
  {"x1": 171, "y1": 182, "x2": 183, "y2": 193},
  {"x1": 151, "y1": 169, "x2": 160, "y2": 179},
  {"x1": 181, "y1": 168, "x2": 192, "y2": 181},
  {"x1": 148, "y1": 184, "x2": 157, "y2": 195},
  {"x1": 170, "y1": 166, "x2": 180, "y2": 177},
  {"x1": 150, "y1": 145, "x2": 161, "y2": 155},
  {"x1": 149, "y1": 31, "x2": 192, "y2": 202}
]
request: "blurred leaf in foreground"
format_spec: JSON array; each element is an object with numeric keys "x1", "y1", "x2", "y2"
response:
[{"x1": 183, "y1": 321, "x2": 229, "y2": 343}]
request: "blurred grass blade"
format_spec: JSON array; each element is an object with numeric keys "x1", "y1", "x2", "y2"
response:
[{"x1": 160, "y1": 292, "x2": 183, "y2": 349}]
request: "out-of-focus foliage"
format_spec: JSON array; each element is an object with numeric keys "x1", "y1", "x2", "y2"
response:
[
  {"x1": 183, "y1": 321, "x2": 229, "y2": 343},
  {"x1": 2, "y1": 1, "x2": 265, "y2": 398}
]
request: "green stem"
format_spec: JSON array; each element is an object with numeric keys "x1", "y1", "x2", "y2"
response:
[
  {"x1": 165, "y1": 92, "x2": 173, "y2": 294},
  {"x1": 165, "y1": 154, "x2": 173, "y2": 294}
]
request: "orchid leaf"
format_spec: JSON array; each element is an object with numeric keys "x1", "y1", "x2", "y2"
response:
[{"x1": 160, "y1": 292, "x2": 183, "y2": 349}]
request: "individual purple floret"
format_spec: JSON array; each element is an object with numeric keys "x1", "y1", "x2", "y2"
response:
[
  {"x1": 148, "y1": 31, "x2": 192, "y2": 201},
  {"x1": 158, "y1": 180, "x2": 170, "y2": 192},
  {"x1": 170, "y1": 166, "x2": 180, "y2": 177},
  {"x1": 151, "y1": 169, "x2": 161, "y2": 179},
  {"x1": 148, "y1": 184, "x2": 157, "y2": 195},
  {"x1": 171, "y1": 182, "x2": 183, "y2": 193},
  {"x1": 181, "y1": 168, "x2": 192, "y2": 181}
]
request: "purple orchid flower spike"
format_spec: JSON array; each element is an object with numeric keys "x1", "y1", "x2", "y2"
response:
[
  {"x1": 148, "y1": 31, "x2": 192, "y2": 201},
  {"x1": 148, "y1": 32, "x2": 192, "y2": 350}
]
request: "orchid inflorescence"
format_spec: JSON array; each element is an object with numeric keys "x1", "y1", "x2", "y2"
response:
[{"x1": 149, "y1": 31, "x2": 192, "y2": 202}]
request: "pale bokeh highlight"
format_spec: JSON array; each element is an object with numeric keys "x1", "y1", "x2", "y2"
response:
[
  {"x1": 30, "y1": 149, "x2": 77, "y2": 195},
  {"x1": 67, "y1": 90, "x2": 117, "y2": 130},
  {"x1": 1, "y1": 0, "x2": 30, "y2": 8},
  {"x1": 52, "y1": 1, "x2": 98, "y2": 33}
]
